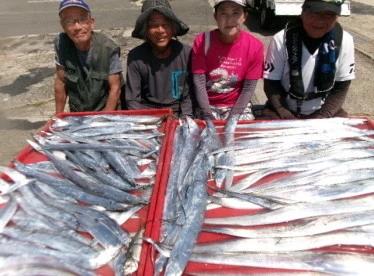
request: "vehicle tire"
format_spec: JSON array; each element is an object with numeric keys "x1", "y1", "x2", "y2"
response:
[{"x1": 260, "y1": 4, "x2": 274, "y2": 29}]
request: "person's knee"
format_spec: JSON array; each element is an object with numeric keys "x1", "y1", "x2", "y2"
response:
[
  {"x1": 255, "y1": 107, "x2": 281, "y2": 120},
  {"x1": 334, "y1": 108, "x2": 348, "y2": 118}
]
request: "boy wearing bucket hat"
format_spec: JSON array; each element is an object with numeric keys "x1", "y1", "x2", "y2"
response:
[
  {"x1": 191, "y1": 0, "x2": 264, "y2": 120},
  {"x1": 54, "y1": 0, "x2": 125, "y2": 115},
  {"x1": 123, "y1": 0, "x2": 193, "y2": 117},
  {"x1": 259, "y1": 0, "x2": 355, "y2": 119}
]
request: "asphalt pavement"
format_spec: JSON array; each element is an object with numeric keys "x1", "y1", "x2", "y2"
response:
[{"x1": 0, "y1": 0, "x2": 373, "y2": 166}]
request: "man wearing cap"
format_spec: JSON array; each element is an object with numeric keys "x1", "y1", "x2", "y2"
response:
[
  {"x1": 191, "y1": 0, "x2": 264, "y2": 120},
  {"x1": 259, "y1": 0, "x2": 355, "y2": 119},
  {"x1": 123, "y1": 0, "x2": 194, "y2": 117},
  {"x1": 54, "y1": 0, "x2": 125, "y2": 115}
]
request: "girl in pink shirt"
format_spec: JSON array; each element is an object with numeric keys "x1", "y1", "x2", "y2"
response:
[{"x1": 191, "y1": 0, "x2": 264, "y2": 120}]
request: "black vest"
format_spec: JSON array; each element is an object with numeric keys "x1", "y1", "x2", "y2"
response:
[{"x1": 285, "y1": 19, "x2": 343, "y2": 102}]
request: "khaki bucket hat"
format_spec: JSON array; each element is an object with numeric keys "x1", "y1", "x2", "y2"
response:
[{"x1": 132, "y1": 0, "x2": 189, "y2": 39}]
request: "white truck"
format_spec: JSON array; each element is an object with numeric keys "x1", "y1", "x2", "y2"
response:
[{"x1": 246, "y1": 0, "x2": 351, "y2": 29}]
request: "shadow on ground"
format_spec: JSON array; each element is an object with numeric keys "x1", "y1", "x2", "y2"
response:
[
  {"x1": 0, "y1": 67, "x2": 55, "y2": 96},
  {"x1": 0, "y1": 111, "x2": 46, "y2": 130},
  {"x1": 351, "y1": 2, "x2": 374, "y2": 15}
]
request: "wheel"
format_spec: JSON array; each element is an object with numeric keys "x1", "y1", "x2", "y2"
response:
[{"x1": 260, "y1": 5, "x2": 274, "y2": 29}]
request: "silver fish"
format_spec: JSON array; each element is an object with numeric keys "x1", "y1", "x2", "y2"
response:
[
  {"x1": 204, "y1": 195, "x2": 374, "y2": 226},
  {"x1": 0, "y1": 254, "x2": 96, "y2": 276},
  {"x1": 203, "y1": 209, "x2": 374, "y2": 238},
  {"x1": 189, "y1": 251, "x2": 374, "y2": 275},
  {"x1": 0, "y1": 197, "x2": 17, "y2": 232},
  {"x1": 193, "y1": 231, "x2": 374, "y2": 253}
]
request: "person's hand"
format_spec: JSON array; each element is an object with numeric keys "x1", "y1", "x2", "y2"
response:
[
  {"x1": 276, "y1": 108, "x2": 297, "y2": 119},
  {"x1": 302, "y1": 113, "x2": 325, "y2": 119},
  {"x1": 54, "y1": 111, "x2": 64, "y2": 117},
  {"x1": 202, "y1": 113, "x2": 215, "y2": 120}
]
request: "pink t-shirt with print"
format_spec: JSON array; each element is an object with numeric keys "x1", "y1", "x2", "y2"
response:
[{"x1": 192, "y1": 30, "x2": 264, "y2": 107}]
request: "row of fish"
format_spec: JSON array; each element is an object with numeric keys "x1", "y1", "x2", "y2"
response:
[
  {"x1": 0, "y1": 113, "x2": 167, "y2": 275},
  {"x1": 147, "y1": 117, "x2": 374, "y2": 276}
]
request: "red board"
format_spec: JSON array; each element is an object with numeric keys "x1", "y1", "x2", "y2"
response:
[
  {"x1": 0, "y1": 109, "x2": 173, "y2": 276},
  {"x1": 2, "y1": 115, "x2": 374, "y2": 275}
]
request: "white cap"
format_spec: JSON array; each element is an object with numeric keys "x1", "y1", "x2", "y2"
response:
[{"x1": 214, "y1": 0, "x2": 247, "y2": 8}]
